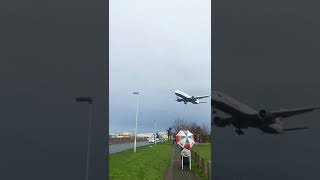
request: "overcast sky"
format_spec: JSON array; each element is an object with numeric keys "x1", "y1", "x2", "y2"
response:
[{"x1": 109, "y1": 0, "x2": 211, "y2": 133}]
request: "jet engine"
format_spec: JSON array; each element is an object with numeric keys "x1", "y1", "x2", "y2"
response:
[
  {"x1": 259, "y1": 109, "x2": 273, "y2": 122},
  {"x1": 176, "y1": 99, "x2": 183, "y2": 102},
  {"x1": 213, "y1": 116, "x2": 230, "y2": 127}
]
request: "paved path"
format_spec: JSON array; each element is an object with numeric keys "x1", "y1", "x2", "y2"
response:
[{"x1": 164, "y1": 145, "x2": 199, "y2": 180}]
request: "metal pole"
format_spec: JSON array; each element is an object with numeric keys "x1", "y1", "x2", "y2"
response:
[
  {"x1": 153, "y1": 120, "x2": 156, "y2": 145},
  {"x1": 134, "y1": 94, "x2": 139, "y2": 152},
  {"x1": 85, "y1": 102, "x2": 93, "y2": 180},
  {"x1": 155, "y1": 120, "x2": 157, "y2": 145}
]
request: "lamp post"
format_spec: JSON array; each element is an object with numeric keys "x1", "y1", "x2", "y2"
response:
[
  {"x1": 153, "y1": 119, "x2": 157, "y2": 145},
  {"x1": 75, "y1": 97, "x2": 93, "y2": 180},
  {"x1": 133, "y1": 92, "x2": 139, "y2": 153}
]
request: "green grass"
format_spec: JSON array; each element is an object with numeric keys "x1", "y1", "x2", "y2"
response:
[
  {"x1": 192, "y1": 143, "x2": 211, "y2": 161},
  {"x1": 109, "y1": 142, "x2": 172, "y2": 180},
  {"x1": 191, "y1": 163, "x2": 207, "y2": 180},
  {"x1": 191, "y1": 143, "x2": 211, "y2": 180}
]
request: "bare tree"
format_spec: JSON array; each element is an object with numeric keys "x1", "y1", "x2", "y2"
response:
[
  {"x1": 166, "y1": 127, "x2": 172, "y2": 140},
  {"x1": 171, "y1": 118, "x2": 211, "y2": 143},
  {"x1": 172, "y1": 117, "x2": 188, "y2": 132},
  {"x1": 201, "y1": 121, "x2": 211, "y2": 135}
]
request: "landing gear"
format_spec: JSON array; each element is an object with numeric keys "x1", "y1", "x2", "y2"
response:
[{"x1": 235, "y1": 128, "x2": 244, "y2": 135}]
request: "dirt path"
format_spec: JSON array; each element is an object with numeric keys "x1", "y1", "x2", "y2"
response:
[{"x1": 164, "y1": 145, "x2": 199, "y2": 180}]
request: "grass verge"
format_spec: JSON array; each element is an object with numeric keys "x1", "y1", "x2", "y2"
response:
[
  {"x1": 192, "y1": 143, "x2": 211, "y2": 161},
  {"x1": 109, "y1": 142, "x2": 172, "y2": 180},
  {"x1": 191, "y1": 143, "x2": 211, "y2": 180}
]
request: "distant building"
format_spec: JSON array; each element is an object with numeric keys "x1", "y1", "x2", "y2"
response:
[
  {"x1": 137, "y1": 133, "x2": 154, "y2": 138},
  {"x1": 158, "y1": 131, "x2": 168, "y2": 140},
  {"x1": 109, "y1": 134, "x2": 118, "y2": 138},
  {"x1": 109, "y1": 131, "x2": 168, "y2": 140},
  {"x1": 119, "y1": 131, "x2": 132, "y2": 137}
]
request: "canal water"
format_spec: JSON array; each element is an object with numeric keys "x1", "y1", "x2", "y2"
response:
[{"x1": 109, "y1": 141, "x2": 151, "y2": 154}]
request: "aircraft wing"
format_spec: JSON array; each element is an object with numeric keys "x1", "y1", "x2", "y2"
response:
[
  {"x1": 271, "y1": 106, "x2": 320, "y2": 118},
  {"x1": 196, "y1": 95, "x2": 210, "y2": 99},
  {"x1": 284, "y1": 126, "x2": 309, "y2": 131}
]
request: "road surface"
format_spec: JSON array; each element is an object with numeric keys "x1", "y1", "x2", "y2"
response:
[{"x1": 109, "y1": 141, "x2": 150, "y2": 154}]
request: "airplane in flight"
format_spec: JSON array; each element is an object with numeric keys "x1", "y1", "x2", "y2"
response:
[
  {"x1": 174, "y1": 90, "x2": 210, "y2": 104},
  {"x1": 211, "y1": 90, "x2": 320, "y2": 135}
]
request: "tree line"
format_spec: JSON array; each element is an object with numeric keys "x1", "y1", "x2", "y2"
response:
[{"x1": 167, "y1": 118, "x2": 211, "y2": 143}]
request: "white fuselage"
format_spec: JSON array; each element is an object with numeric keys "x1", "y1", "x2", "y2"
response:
[{"x1": 211, "y1": 90, "x2": 257, "y2": 115}]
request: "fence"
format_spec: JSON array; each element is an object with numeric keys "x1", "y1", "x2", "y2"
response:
[{"x1": 191, "y1": 149, "x2": 211, "y2": 180}]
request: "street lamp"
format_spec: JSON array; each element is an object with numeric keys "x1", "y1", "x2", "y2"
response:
[
  {"x1": 75, "y1": 97, "x2": 93, "y2": 180},
  {"x1": 133, "y1": 92, "x2": 139, "y2": 153},
  {"x1": 153, "y1": 119, "x2": 157, "y2": 145}
]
